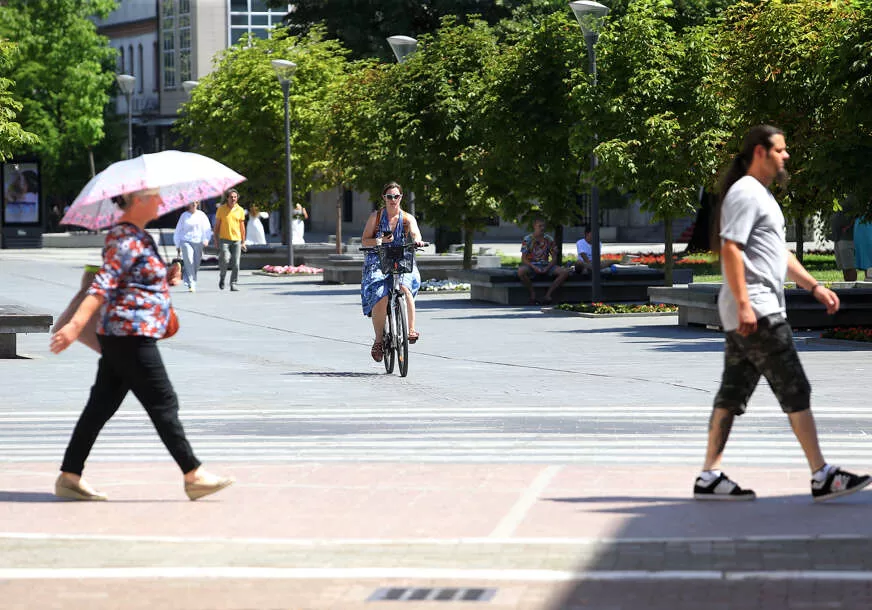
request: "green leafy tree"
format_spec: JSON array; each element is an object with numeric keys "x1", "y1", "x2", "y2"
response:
[
  {"x1": 396, "y1": 18, "x2": 501, "y2": 267},
  {"x1": 324, "y1": 60, "x2": 407, "y2": 201},
  {"x1": 321, "y1": 59, "x2": 398, "y2": 248},
  {"x1": 174, "y1": 29, "x2": 348, "y2": 216},
  {"x1": 480, "y1": 11, "x2": 587, "y2": 262},
  {"x1": 588, "y1": 0, "x2": 725, "y2": 283},
  {"x1": 0, "y1": 0, "x2": 117, "y2": 202},
  {"x1": 0, "y1": 40, "x2": 39, "y2": 161},
  {"x1": 326, "y1": 18, "x2": 500, "y2": 266},
  {"x1": 713, "y1": 0, "x2": 856, "y2": 261},
  {"x1": 817, "y1": 0, "x2": 872, "y2": 214},
  {"x1": 275, "y1": 0, "x2": 540, "y2": 60}
]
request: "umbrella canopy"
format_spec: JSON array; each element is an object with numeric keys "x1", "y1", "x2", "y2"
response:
[{"x1": 62, "y1": 150, "x2": 246, "y2": 230}]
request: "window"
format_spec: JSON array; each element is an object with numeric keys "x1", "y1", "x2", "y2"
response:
[
  {"x1": 228, "y1": 1, "x2": 289, "y2": 46},
  {"x1": 128, "y1": 45, "x2": 134, "y2": 77},
  {"x1": 153, "y1": 42, "x2": 159, "y2": 92},
  {"x1": 138, "y1": 45, "x2": 144, "y2": 93},
  {"x1": 161, "y1": 0, "x2": 176, "y2": 89},
  {"x1": 119, "y1": 47, "x2": 124, "y2": 73},
  {"x1": 178, "y1": 0, "x2": 191, "y2": 82}
]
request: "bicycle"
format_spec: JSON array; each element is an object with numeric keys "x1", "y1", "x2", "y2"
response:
[{"x1": 361, "y1": 240, "x2": 427, "y2": 377}]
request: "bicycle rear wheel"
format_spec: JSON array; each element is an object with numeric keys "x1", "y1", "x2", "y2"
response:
[
  {"x1": 396, "y1": 294, "x2": 409, "y2": 377},
  {"x1": 383, "y1": 298, "x2": 395, "y2": 374}
]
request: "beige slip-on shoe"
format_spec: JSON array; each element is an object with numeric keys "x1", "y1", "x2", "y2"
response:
[
  {"x1": 184, "y1": 476, "x2": 235, "y2": 501},
  {"x1": 54, "y1": 475, "x2": 108, "y2": 501}
]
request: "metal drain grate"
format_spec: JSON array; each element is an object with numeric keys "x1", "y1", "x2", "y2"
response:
[{"x1": 368, "y1": 587, "x2": 496, "y2": 602}]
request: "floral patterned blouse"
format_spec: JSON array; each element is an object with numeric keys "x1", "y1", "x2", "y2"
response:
[
  {"x1": 87, "y1": 223, "x2": 172, "y2": 338},
  {"x1": 521, "y1": 232, "x2": 556, "y2": 272}
]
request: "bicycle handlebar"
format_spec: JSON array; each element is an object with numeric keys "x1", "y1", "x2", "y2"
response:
[{"x1": 360, "y1": 241, "x2": 430, "y2": 253}]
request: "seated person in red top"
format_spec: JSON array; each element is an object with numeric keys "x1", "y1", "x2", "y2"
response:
[{"x1": 518, "y1": 218, "x2": 570, "y2": 305}]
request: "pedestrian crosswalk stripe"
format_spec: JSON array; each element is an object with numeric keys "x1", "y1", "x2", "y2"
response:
[{"x1": 1, "y1": 407, "x2": 869, "y2": 466}]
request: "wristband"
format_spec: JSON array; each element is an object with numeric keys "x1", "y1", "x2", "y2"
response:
[
  {"x1": 375, "y1": 237, "x2": 382, "y2": 246},
  {"x1": 810, "y1": 283, "x2": 822, "y2": 294}
]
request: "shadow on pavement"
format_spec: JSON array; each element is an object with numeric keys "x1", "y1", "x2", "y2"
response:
[
  {"x1": 544, "y1": 489, "x2": 872, "y2": 609},
  {"x1": 432, "y1": 312, "x2": 548, "y2": 320},
  {"x1": 283, "y1": 371, "x2": 383, "y2": 377},
  {"x1": 413, "y1": 298, "x2": 481, "y2": 310},
  {"x1": 276, "y1": 288, "x2": 361, "y2": 297},
  {"x1": 556, "y1": 325, "x2": 863, "y2": 354},
  {"x1": 0, "y1": 491, "x2": 60, "y2": 503},
  {"x1": 0, "y1": 491, "x2": 185, "y2": 504}
]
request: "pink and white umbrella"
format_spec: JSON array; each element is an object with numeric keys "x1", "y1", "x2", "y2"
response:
[{"x1": 62, "y1": 150, "x2": 246, "y2": 230}]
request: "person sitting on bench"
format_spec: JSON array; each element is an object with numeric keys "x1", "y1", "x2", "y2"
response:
[{"x1": 518, "y1": 218, "x2": 569, "y2": 305}]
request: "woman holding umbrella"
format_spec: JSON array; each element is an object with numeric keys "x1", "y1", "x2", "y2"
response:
[{"x1": 50, "y1": 187, "x2": 234, "y2": 501}]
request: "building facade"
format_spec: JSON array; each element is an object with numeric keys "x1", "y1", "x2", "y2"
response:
[{"x1": 97, "y1": 1, "x2": 290, "y2": 156}]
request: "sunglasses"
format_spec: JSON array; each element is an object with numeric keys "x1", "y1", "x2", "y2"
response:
[{"x1": 383, "y1": 194, "x2": 402, "y2": 200}]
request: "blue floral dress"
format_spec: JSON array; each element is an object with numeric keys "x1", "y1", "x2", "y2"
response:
[{"x1": 360, "y1": 209, "x2": 421, "y2": 316}]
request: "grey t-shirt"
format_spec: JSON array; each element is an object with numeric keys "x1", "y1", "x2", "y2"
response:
[{"x1": 717, "y1": 175, "x2": 788, "y2": 332}]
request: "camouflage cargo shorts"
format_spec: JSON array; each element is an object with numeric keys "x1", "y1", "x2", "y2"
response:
[{"x1": 714, "y1": 315, "x2": 811, "y2": 416}]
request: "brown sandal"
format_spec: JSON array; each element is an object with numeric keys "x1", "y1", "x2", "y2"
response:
[
  {"x1": 408, "y1": 330, "x2": 420, "y2": 344},
  {"x1": 371, "y1": 341, "x2": 384, "y2": 362}
]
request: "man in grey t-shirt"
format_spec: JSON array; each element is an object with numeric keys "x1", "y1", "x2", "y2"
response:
[{"x1": 693, "y1": 125, "x2": 870, "y2": 503}]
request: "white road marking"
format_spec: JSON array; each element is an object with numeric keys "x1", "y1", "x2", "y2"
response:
[
  {"x1": 0, "y1": 567, "x2": 869, "y2": 582},
  {"x1": 490, "y1": 465, "x2": 562, "y2": 538}
]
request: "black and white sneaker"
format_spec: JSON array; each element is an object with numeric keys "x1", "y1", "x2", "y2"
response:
[
  {"x1": 693, "y1": 472, "x2": 756, "y2": 501},
  {"x1": 811, "y1": 467, "x2": 872, "y2": 502}
]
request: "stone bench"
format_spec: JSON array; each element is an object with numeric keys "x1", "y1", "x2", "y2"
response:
[
  {"x1": 449, "y1": 267, "x2": 693, "y2": 305},
  {"x1": 648, "y1": 282, "x2": 872, "y2": 329},
  {"x1": 0, "y1": 303, "x2": 53, "y2": 358},
  {"x1": 319, "y1": 252, "x2": 501, "y2": 284}
]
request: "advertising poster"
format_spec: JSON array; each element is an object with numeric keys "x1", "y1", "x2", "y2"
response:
[{"x1": 2, "y1": 161, "x2": 41, "y2": 225}]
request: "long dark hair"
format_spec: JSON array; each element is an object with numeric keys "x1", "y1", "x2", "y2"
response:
[{"x1": 711, "y1": 125, "x2": 783, "y2": 253}]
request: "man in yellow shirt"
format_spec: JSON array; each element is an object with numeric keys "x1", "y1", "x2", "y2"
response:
[{"x1": 213, "y1": 189, "x2": 247, "y2": 291}]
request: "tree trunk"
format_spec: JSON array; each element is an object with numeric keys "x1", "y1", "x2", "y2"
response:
[
  {"x1": 794, "y1": 216, "x2": 804, "y2": 264},
  {"x1": 554, "y1": 223, "x2": 564, "y2": 266},
  {"x1": 664, "y1": 217, "x2": 674, "y2": 287},
  {"x1": 88, "y1": 148, "x2": 96, "y2": 178},
  {"x1": 462, "y1": 225, "x2": 474, "y2": 270},
  {"x1": 335, "y1": 185, "x2": 343, "y2": 254},
  {"x1": 686, "y1": 192, "x2": 714, "y2": 253}
]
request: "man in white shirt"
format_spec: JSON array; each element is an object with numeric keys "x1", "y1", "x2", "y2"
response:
[
  {"x1": 574, "y1": 226, "x2": 600, "y2": 274},
  {"x1": 693, "y1": 125, "x2": 870, "y2": 503}
]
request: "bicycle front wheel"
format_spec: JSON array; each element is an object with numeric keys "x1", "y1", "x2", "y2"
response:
[
  {"x1": 396, "y1": 294, "x2": 409, "y2": 377},
  {"x1": 383, "y1": 298, "x2": 396, "y2": 374}
]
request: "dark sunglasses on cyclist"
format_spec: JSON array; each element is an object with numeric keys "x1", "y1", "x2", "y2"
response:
[{"x1": 383, "y1": 194, "x2": 401, "y2": 200}]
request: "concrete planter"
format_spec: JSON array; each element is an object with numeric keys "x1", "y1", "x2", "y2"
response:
[
  {"x1": 320, "y1": 253, "x2": 500, "y2": 285},
  {"x1": 648, "y1": 282, "x2": 872, "y2": 329}
]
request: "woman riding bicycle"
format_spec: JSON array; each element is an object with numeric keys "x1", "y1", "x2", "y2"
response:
[{"x1": 361, "y1": 181, "x2": 423, "y2": 362}]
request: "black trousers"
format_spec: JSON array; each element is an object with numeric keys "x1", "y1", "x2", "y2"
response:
[{"x1": 61, "y1": 335, "x2": 201, "y2": 475}]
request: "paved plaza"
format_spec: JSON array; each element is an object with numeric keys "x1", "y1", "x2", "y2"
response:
[{"x1": 1, "y1": 244, "x2": 871, "y2": 609}]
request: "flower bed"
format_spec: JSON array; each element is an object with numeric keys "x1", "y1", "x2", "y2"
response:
[
  {"x1": 556, "y1": 302, "x2": 678, "y2": 314},
  {"x1": 257, "y1": 264, "x2": 323, "y2": 276},
  {"x1": 821, "y1": 327, "x2": 872, "y2": 343},
  {"x1": 420, "y1": 279, "x2": 470, "y2": 292}
]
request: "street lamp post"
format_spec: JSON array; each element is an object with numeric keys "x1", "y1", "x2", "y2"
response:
[
  {"x1": 271, "y1": 59, "x2": 298, "y2": 268},
  {"x1": 569, "y1": 1, "x2": 609, "y2": 302},
  {"x1": 116, "y1": 74, "x2": 136, "y2": 160},
  {"x1": 182, "y1": 80, "x2": 199, "y2": 95},
  {"x1": 386, "y1": 35, "x2": 419, "y2": 217},
  {"x1": 387, "y1": 35, "x2": 418, "y2": 64}
]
